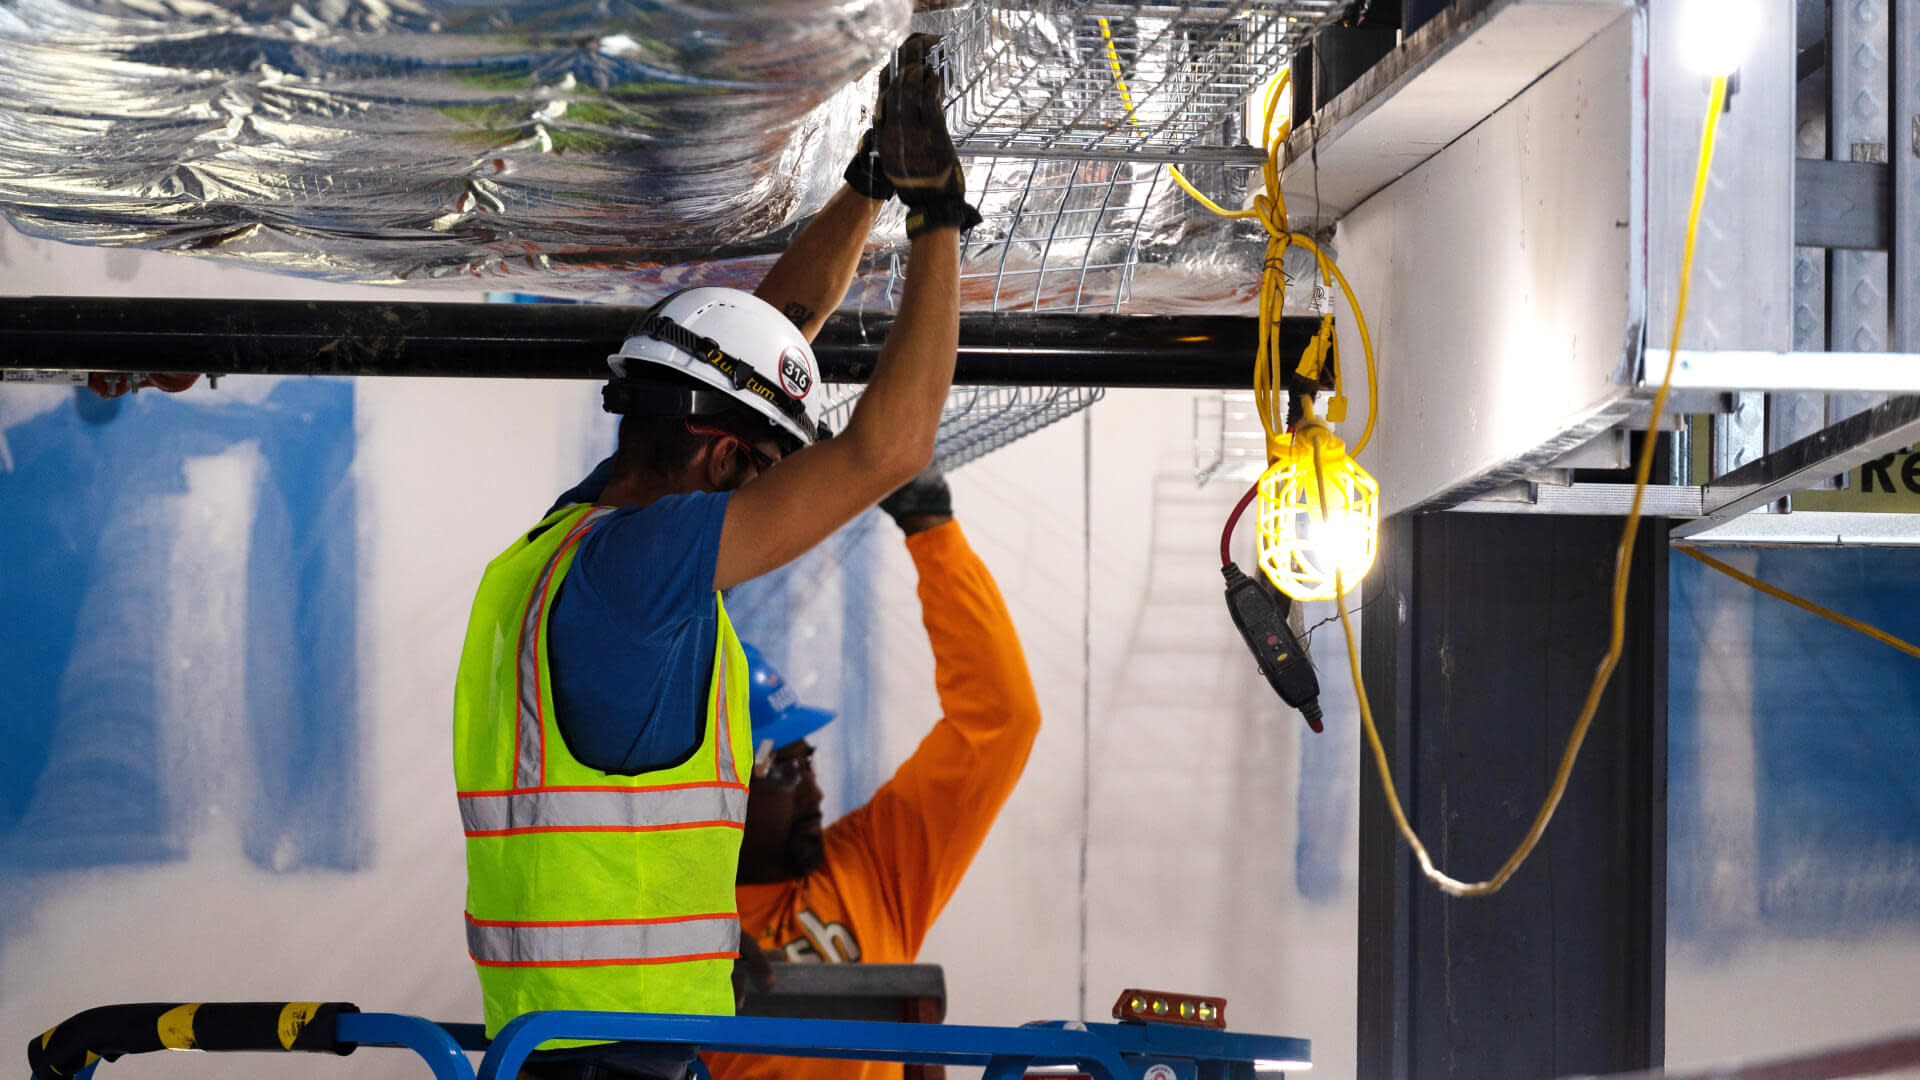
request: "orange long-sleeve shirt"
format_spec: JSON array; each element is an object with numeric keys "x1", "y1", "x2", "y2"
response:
[{"x1": 704, "y1": 520, "x2": 1041, "y2": 1080}]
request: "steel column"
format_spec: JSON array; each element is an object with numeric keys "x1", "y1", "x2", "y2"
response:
[
  {"x1": 1648, "y1": 0, "x2": 1795, "y2": 477},
  {"x1": 1357, "y1": 513, "x2": 1666, "y2": 1080},
  {"x1": 1357, "y1": 517, "x2": 1416, "y2": 1080},
  {"x1": 1831, "y1": 0, "x2": 1895, "y2": 424},
  {"x1": 1895, "y1": 0, "x2": 1920, "y2": 349},
  {"x1": 1789, "y1": 63, "x2": 1833, "y2": 456}
]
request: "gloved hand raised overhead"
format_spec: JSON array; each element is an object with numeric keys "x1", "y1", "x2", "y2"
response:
[
  {"x1": 842, "y1": 129, "x2": 895, "y2": 202},
  {"x1": 844, "y1": 35, "x2": 936, "y2": 203},
  {"x1": 874, "y1": 34, "x2": 982, "y2": 239},
  {"x1": 879, "y1": 469, "x2": 952, "y2": 524}
]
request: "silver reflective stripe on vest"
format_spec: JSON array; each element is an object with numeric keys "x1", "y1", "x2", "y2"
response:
[
  {"x1": 713, "y1": 644, "x2": 740, "y2": 785},
  {"x1": 515, "y1": 507, "x2": 613, "y2": 790},
  {"x1": 459, "y1": 784, "x2": 747, "y2": 835},
  {"x1": 467, "y1": 913, "x2": 741, "y2": 966}
]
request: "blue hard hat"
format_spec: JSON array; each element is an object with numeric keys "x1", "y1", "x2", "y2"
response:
[{"x1": 740, "y1": 641, "x2": 836, "y2": 755}]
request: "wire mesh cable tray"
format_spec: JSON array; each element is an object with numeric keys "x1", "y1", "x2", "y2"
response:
[
  {"x1": 856, "y1": 0, "x2": 1347, "y2": 463},
  {"x1": 939, "y1": 0, "x2": 1337, "y2": 157},
  {"x1": 898, "y1": 0, "x2": 1347, "y2": 318},
  {"x1": 820, "y1": 383, "x2": 1104, "y2": 474}
]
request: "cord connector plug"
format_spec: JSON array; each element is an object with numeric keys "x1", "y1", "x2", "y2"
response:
[{"x1": 1222, "y1": 563, "x2": 1324, "y2": 732}]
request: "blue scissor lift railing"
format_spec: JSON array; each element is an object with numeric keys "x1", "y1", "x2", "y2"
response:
[{"x1": 49, "y1": 1011, "x2": 1310, "y2": 1080}]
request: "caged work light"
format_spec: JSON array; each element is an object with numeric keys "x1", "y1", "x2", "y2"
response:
[{"x1": 1255, "y1": 415, "x2": 1378, "y2": 602}]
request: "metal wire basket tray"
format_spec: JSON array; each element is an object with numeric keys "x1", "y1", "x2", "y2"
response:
[{"x1": 939, "y1": 0, "x2": 1338, "y2": 158}]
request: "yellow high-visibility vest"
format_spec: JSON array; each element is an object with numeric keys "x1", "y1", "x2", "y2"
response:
[{"x1": 452, "y1": 503, "x2": 752, "y2": 1043}]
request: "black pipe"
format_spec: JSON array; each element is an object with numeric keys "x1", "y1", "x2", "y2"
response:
[{"x1": 0, "y1": 297, "x2": 1309, "y2": 389}]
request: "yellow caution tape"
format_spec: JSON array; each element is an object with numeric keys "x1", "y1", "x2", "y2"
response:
[
  {"x1": 278, "y1": 1003, "x2": 323, "y2": 1050},
  {"x1": 157, "y1": 1004, "x2": 201, "y2": 1051}
]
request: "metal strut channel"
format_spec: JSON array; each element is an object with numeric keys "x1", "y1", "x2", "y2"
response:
[
  {"x1": 1670, "y1": 394, "x2": 1920, "y2": 538},
  {"x1": 0, "y1": 297, "x2": 1308, "y2": 389}
]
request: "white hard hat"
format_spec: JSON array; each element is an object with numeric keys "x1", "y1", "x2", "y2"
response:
[{"x1": 607, "y1": 287, "x2": 828, "y2": 448}]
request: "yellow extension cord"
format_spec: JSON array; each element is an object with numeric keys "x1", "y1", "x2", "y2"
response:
[
  {"x1": 1305, "y1": 76, "x2": 1732, "y2": 896},
  {"x1": 1320, "y1": 75, "x2": 1912, "y2": 895},
  {"x1": 1164, "y1": 62, "x2": 1920, "y2": 894},
  {"x1": 1674, "y1": 545, "x2": 1920, "y2": 661},
  {"x1": 1164, "y1": 70, "x2": 1378, "y2": 456}
]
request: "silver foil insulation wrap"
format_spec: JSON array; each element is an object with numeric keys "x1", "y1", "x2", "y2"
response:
[{"x1": 0, "y1": 0, "x2": 910, "y2": 284}]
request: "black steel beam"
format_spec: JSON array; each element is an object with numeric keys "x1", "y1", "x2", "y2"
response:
[{"x1": 0, "y1": 297, "x2": 1299, "y2": 389}]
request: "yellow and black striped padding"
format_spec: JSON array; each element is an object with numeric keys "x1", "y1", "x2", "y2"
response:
[{"x1": 28, "y1": 1002, "x2": 359, "y2": 1080}]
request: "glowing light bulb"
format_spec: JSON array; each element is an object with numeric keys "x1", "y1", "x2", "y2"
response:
[
  {"x1": 1255, "y1": 422, "x2": 1379, "y2": 601},
  {"x1": 1677, "y1": 0, "x2": 1754, "y2": 77}
]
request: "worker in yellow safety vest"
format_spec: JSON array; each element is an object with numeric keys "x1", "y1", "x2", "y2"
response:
[{"x1": 451, "y1": 34, "x2": 981, "y2": 1080}]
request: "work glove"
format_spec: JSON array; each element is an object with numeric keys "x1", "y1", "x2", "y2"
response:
[
  {"x1": 845, "y1": 36, "x2": 932, "y2": 202},
  {"x1": 873, "y1": 34, "x2": 981, "y2": 239},
  {"x1": 879, "y1": 469, "x2": 953, "y2": 534},
  {"x1": 843, "y1": 129, "x2": 895, "y2": 202}
]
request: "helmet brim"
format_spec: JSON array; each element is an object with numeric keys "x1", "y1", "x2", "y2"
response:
[{"x1": 753, "y1": 705, "x2": 837, "y2": 754}]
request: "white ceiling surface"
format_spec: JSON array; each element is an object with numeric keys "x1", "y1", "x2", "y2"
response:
[{"x1": 1334, "y1": 12, "x2": 1641, "y2": 517}]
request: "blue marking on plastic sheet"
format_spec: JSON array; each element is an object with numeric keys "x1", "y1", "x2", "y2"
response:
[
  {"x1": 0, "y1": 381, "x2": 362, "y2": 878},
  {"x1": 1669, "y1": 546, "x2": 1920, "y2": 944}
]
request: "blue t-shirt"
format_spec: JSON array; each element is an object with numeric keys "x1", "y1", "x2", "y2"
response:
[{"x1": 543, "y1": 458, "x2": 728, "y2": 775}]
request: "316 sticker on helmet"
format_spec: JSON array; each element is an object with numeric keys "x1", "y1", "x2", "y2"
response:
[{"x1": 779, "y1": 347, "x2": 813, "y2": 400}]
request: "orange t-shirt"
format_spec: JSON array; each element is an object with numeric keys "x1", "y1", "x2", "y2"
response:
[{"x1": 704, "y1": 521, "x2": 1041, "y2": 1080}]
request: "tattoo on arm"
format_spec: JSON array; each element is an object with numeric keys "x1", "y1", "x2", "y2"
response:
[{"x1": 782, "y1": 302, "x2": 813, "y2": 328}]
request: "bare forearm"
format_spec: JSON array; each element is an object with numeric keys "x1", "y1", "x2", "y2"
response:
[
  {"x1": 713, "y1": 227, "x2": 960, "y2": 591},
  {"x1": 840, "y1": 227, "x2": 960, "y2": 473},
  {"x1": 753, "y1": 187, "x2": 885, "y2": 341}
]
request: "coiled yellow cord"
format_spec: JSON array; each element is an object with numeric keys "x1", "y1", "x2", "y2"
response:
[{"x1": 1166, "y1": 71, "x2": 1378, "y2": 455}]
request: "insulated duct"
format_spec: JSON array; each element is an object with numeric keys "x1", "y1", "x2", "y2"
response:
[
  {"x1": 0, "y1": 0, "x2": 1346, "y2": 311},
  {"x1": 0, "y1": 0, "x2": 907, "y2": 283}
]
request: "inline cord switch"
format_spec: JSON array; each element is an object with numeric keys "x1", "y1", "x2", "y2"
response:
[{"x1": 1222, "y1": 562, "x2": 1324, "y2": 732}]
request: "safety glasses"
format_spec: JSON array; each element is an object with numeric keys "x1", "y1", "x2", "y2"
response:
[
  {"x1": 685, "y1": 421, "x2": 778, "y2": 473},
  {"x1": 756, "y1": 747, "x2": 815, "y2": 790}
]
